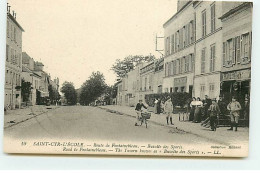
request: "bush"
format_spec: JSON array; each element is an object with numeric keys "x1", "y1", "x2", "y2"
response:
[{"x1": 145, "y1": 92, "x2": 191, "y2": 108}]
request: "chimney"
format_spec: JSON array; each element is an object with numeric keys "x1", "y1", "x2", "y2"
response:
[
  {"x1": 7, "y1": 3, "x2": 8, "y2": 13},
  {"x1": 8, "y1": 5, "x2": 11, "y2": 14},
  {"x1": 12, "y1": 10, "x2": 15, "y2": 16}
]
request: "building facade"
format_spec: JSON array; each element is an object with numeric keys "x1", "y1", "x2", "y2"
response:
[
  {"x1": 163, "y1": 0, "x2": 195, "y2": 95},
  {"x1": 5, "y1": 7, "x2": 24, "y2": 109},
  {"x1": 219, "y1": 2, "x2": 252, "y2": 106},
  {"x1": 193, "y1": 1, "x2": 223, "y2": 99},
  {"x1": 21, "y1": 52, "x2": 41, "y2": 106}
]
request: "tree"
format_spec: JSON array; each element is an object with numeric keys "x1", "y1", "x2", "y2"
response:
[
  {"x1": 61, "y1": 81, "x2": 77, "y2": 105},
  {"x1": 21, "y1": 79, "x2": 32, "y2": 103},
  {"x1": 79, "y1": 71, "x2": 107, "y2": 105},
  {"x1": 111, "y1": 54, "x2": 156, "y2": 79},
  {"x1": 48, "y1": 85, "x2": 61, "y2": 104}
]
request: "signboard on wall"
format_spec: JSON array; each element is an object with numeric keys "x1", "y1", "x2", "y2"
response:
[
  {"x1": 221, "y1": 69, "x2": 251, "y2": 81},
  {"x1": 174, "y1": 77, "x2": 187, "y2": 87}
]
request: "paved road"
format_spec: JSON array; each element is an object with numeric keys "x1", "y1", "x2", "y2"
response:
[{"x1": 4, "y1": 106, "x2": 219, "y2": 146}]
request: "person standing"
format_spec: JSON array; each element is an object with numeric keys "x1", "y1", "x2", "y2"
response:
[
  {"x1": 157, "y1": 98, "x2": 161, "y2": 114},
  {"x1": 189, "y1": 97, "x2": 196, "y2": 121},
  {"x1": 164, "y1": 97, "x2": 174, "y2": 125},
  {"x1": 154, "y1": 98, "x2": 158, "y2": 114},
  {"x1": 135, "y1": 100, "x2": 147, "y2": 126},
  {"x1": 203, "y1": 95, "x2": 212, "y2": 120},
  {"x1": 218, "y1": 96, "x2": 227, "y2": 117},
  {"x1": 194, "y1": 97, "x2": 203, "y2": 123},
  {"x1": 208, "y1": 99, "x2": 220, "y2": 131},
  {"x1": 227, "y1": 97, "x2": 242, "y2": 131}
]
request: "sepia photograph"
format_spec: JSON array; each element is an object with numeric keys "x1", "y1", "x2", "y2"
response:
[{"x1": 2, "y1": 0, "x2": 252, "y2": 157}]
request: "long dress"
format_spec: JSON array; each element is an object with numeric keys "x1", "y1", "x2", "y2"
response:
[
  {"x1": 154, "y1": 100, "x2": 158, "y2": 114},
  {"x1": 189, "y1": 101, "x2": 196, "y2": 121},
  {"x1": 194, "y1": 101, "x2": 203, "y2": 123}
]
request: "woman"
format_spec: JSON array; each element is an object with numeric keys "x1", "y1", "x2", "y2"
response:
[
  {"x1": 154, "y1": 98, "x2": 158, "y2": 114},
  {"x1": 189, "y1": 97, "x2": 196, "y2": 121},
  {"x1": 194, "y1": 97, "x2": 203, "y2": 123}
]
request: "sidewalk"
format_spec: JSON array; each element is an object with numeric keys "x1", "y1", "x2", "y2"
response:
[
  {"x1": 4, "y1": 105, "x2": 60, "y2": 129},
  {"x1": 99, "y1": 105, "x2": 249, "y2": 146}
]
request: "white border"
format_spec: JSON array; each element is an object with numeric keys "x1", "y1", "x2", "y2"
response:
[{"x1": 0, "y1": 0, "x2": 260, "y2": 170}]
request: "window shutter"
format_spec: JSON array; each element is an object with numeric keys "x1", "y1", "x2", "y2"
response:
[
  {"x1": 232, "y1": 38, "x2": 236, "y2": 64},
  {"x1": 236, "y1": 36, "x2": 241, "y2": 63}
]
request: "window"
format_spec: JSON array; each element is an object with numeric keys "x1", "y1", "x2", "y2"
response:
[
  {"x1": 175, "y1": 87, "x2": 179, "y2": 93},
  {"x1": 223, "y1": 42, "x2": 227, "y2": 66},
  {"x1": 200, "y1": 85, "x2": 206, "y2": 99},
  {"x1": 11, "y1": 49, "x2": 14, "y2": 64},
  {"x1": 171, "y1": 34, "x2": 175, "y2": 54},
  {"x1": 7, "y1": 21, "x2": 9, "y2": 37},
  {"x1": 201, "y1": 48, "x2": 206, "y2": 73},
  {"x1": 210, "y1": 44, "x2": 216, "y2": 72},
  {"x1": 176, "y1": 59, "x2": 180, "y2": 74},
  {"x1": 170, "y1": 87, "x2": 173, "y2": 93},
  {"x1": 165, "y1": 62, "x2": 168, "y2": 76},
  {"x1": 173, "y1": 60, "x2": 176, "y2": 75},
  {"x1": 168, "y1": 61, "x2": 172, "y2": 76},
  {"x1": 210, "y1": 3, "x2": 216, "y2": 33},
  {"x1": 190, "y1": 21, "x2": 194, "y2": 43},
  {"x1": 185, "y1": 55, "x2": 189, "y2": 72},
  {"x1": 189, "y1": 54, "x2": 194, "y2": 72},
  {"x1": 183, "y1": 26, "x2": 186, "y2": 47},
  {"x1": 181, "y1": 57, "x2": 185, "y2": 73},
  {"x1": 175, "y1": 32, "x2": 178, "y2": 52},
  {"x1": 241, "y1": 33, "x2": 250, "y2": 62},
  {"x1": 176, "y1": 31, "x2": 180, "y2": 51},
  {"x1": 209, "y1": 84, "x2": 215, "y2": 99},
  {"x1": 179, "y1": 29, "x2": 183, "y2": 49},
  {"x1": 14, "y1": 50, "x2": 17, "y2": 65},
  {"x1": 10, "y1": 25, "x2": 13, "y2": 40},
  {"x1": 6, "y1": 70, "x2": 9, "y2": 83},
  {"x1": 14, "y1": 27, "x2": 16, "y2": 42},
  {"x1": 202, "y1": 10, "x2": 207, "y2": 37},
  {"x1": 6, "y1": 45, "x2": 9, "y2": 61},
  {"x1": 181, "y1": 87, "x2": 185, "y2": 93}
]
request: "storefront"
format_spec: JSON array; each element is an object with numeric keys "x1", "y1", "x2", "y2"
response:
[{"x1": 220, "y1": 68, "x2": 250, "y2": 120}]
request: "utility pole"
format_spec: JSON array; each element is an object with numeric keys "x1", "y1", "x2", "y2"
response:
[{"x1": 155, "y1": 34, "x2": 164, "y2": 57}]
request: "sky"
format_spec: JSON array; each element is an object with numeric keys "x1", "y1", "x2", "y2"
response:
[{"x1": 8, "y1": 0, "x2": 177, "y2": 89}]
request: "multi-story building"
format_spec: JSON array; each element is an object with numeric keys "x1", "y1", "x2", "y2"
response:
[
  {"x1": 21, "y1": 52, "x2": 41, "y2": 106},
  {"x1": 5, "y1": 6, "x2": 24, "y2": 109},
  {"x1": 219, "y1": 2, "x2": 252, "y2": 105},
  {"x1": 33, "y1": 62, "x2": 50, "y2": 98},
  {"x1": 163, "y1": 0, "x2": 195, "y2": 95},
  {"x1": 153, "y1": 58, "x2": 164, "y2": 94},
  {"x1": 193, "y1": 1, "x2": 223, "y2": 99}
]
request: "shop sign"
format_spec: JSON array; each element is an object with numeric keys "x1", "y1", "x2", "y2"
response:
[
  {"x1": 174, "y1": 77, "x2": 187, "y2": 87},
  {"x1": 222, "y1": 69, "x2": 251, "y2": 81}
]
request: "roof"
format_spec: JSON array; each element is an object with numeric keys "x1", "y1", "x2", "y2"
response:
[
  {"x1": 163, "y1": 0, "x2": 193, "y2": 28},
  {"x1": 7, "y1": 13, "x2": 24, "y2": 32},
  {"x1": 219, "y1": 2, "x2": 252, "y2": 20}
]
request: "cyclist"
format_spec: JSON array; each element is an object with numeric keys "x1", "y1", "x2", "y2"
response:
[{"x1": 135, "y1": 99, "x2": 147, "y2": 126}]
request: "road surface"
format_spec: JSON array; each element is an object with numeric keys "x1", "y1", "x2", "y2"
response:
[{"x1": 4, "y1": 106, "x2": 219, "y2": 145}]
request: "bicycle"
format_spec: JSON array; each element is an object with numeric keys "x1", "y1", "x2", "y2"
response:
[{"x1": 138, "y1": 111, "x2": 151, "y2": 128}]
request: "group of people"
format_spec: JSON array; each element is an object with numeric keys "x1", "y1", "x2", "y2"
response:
[{"x1": 135, "y1": 95, "x2": 249, "y2": 132}]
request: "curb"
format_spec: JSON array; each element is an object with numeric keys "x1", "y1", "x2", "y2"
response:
[
  {"x1": 4, "y1": 106, "x2": 61, "y2": 129},
  {"x1": 98, "y1": 106, "x2": 231, "y2": 145}
]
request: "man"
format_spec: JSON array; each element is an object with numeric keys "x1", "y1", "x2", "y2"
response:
[
  {"x1": 227, "y1": 97, "x2": 242, "y2": 131},
  {"x1": 208, "y1": 98, "x2": 220, "y2": 131},
  {"x1": 164, "y1": 97, "x2": 174, "y2": 125},
  {"x1": 218, "y1": 96, "x2": 227, "y2": 117},
  {"x1": 203, "y1": 95, "x2": 212, "y2": 120},
  {"x1": 135, "y1": 100, "x2": 147, "y2": 126}
]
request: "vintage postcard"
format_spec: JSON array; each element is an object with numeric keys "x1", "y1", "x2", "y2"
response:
[{"x1": 3, "y1": 0, "x2": 252, "y2": 157}]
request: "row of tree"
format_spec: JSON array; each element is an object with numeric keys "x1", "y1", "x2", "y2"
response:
[{"x1": 60, "y1": 54, "x2": 156, "y2": 106}]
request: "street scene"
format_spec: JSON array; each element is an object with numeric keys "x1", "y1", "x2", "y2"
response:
[{"x1": 3, "y1": 0, "x2": 252, "y2": 157}]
